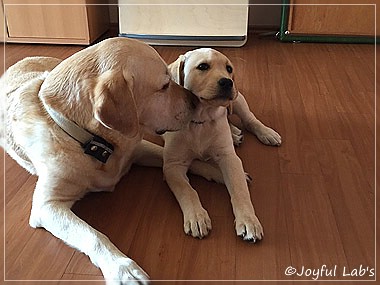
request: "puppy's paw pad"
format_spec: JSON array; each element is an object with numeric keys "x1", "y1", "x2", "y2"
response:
[
  {"x1": 184, "y1": 209, "x2": 212, "y2": 239},
  {"x1": 233, "y1": 132, "x2": 244, "y2": 146},
  {"x1": 235, "y1": 216, "x2": 264, "y2": 243},
  {"x1": 256, "y1": 127, "x2": 282, "y2": 146}
]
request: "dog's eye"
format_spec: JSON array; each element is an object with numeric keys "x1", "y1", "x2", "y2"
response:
[
  {"x1": 226, "y1": 65, "x2": 233, "y2": 73},
  {"x1": 197, "y1": 63, "x2": 210, "y2": 71},
  {"x1": 162, "y1": 82, "x2": 170, "y2": 90}
]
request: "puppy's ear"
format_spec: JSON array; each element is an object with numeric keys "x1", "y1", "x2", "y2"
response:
[
  {"x1": 168, "y1": 55, "x2": 185, "y2": 86},
  {"x1": 92, "y1": 69, "x2": 139, "y2": 137}
]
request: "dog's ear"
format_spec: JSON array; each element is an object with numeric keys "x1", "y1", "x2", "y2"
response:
[
  {"x1": 168, "y1": 55, "x2": 185, "y2": 86},
  {"x1": 92, "y1": 69, "x2": 139, "y2": 137}
]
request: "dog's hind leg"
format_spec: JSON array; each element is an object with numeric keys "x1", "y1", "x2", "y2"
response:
[
  {"x1": 229, "y1": 123, "x2": 244, "y2": 146},
  {"x1": 132, "y1": 139, "x2": 225, "y2": 183},
  {"x1": 231, "y1": 92, "x2": 282, "y2": 146}
]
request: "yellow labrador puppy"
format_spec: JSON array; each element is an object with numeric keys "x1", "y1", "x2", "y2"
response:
[
  {"x1": 1, "y1": 38, "x2": 220, "y2": 284},
  {"x1": 164, "y1": 48, "x2": 281, "y2": 242}
]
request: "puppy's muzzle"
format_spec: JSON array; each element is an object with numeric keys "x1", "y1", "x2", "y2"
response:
[{"x1": 217, "y1": 77, "x2": 234, "y2": 100}]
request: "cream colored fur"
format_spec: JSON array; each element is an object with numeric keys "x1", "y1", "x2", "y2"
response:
[
  {"x1": 0, "y1": 38, "x2": 221, "y2": 284},
  {"x1": 164, "y1": 48, "x2": 281, "y2": 241}
]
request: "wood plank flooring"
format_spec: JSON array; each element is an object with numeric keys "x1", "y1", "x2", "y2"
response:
[{"x1": 1, "y1": 33, "x2": 376, "y2": 284}]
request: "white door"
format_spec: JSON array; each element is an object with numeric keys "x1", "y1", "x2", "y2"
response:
[{"x1": 118, "y1": 0, "x2": 249, "y2": 46}]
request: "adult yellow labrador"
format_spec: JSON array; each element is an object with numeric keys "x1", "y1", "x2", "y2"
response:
[
  {"x1": 164, "y1": 48, "x2": 281, "y2": 242},
  {"x1": 0, "y1": 38, "x2": 219, "y2": 284}
]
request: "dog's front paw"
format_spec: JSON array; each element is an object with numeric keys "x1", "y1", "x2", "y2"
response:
[
  {"x1": 254, "y1": 126, "x2": 281, "y2": 146},
  {"x1": 183, "y1": 207, "x2": 212, "y2": 239},
  {"x1": 235, "y1": 214, "x2": 263, "y2": 243},
  {"x1": 102, "y1": 257, "x2": 150, "y2": 285}
]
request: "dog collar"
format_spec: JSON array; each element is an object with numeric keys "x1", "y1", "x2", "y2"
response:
[{"x1": 41, "y1": 103, "x2": 114, "y2": 163}]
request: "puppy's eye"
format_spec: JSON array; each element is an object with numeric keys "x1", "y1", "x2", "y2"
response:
[
  {"x1": 226, "y1": 65, "x2": 233, "y2": 73},
  {"x1": 197, "y1": 63, "x2": 210, "y2": 71},
  {"x1": 162, "y1": 82, "x2": 170, "y2": 90}
]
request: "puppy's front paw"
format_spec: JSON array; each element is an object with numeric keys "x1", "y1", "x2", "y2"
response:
[
  {"x1": 183, "y1": 207, "x2": 212, "y2": 239},
  {"x1": 254, "y1": 126, "x2": 281, "y2": 146},
  {"x1": 235, "y1": 215, "x2": 263, "y2": 243},
  {"x1": 103, "y1": 257, "x2": 150, "y2": 285}
]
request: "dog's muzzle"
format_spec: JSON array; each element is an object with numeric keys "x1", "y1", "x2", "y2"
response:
[{"x1": 217, "y1": 78, "x2": 234, "y2": 100}]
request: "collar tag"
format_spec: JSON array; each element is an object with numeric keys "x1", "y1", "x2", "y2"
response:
[{"x1": 83, "y1": 135, "x2": 114, "y2": 163}]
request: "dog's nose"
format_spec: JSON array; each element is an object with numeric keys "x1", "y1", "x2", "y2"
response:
[
  {"x1": 189, "y1": 92, "x2": 200, "y2": 109},
  {"x1": 218, "y1": 78, "x2": 233, "y2": 90}
]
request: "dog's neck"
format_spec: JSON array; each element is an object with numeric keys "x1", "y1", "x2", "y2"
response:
[
  {"x1": 190, "y1": 103, "x2": 227, "y2": 125},
  {"x1": 39, "y1": 73, "x2": 133, "y2": 151},
  {"x1": 39, "y1": 69, "x2": 94, "y2": 125}
]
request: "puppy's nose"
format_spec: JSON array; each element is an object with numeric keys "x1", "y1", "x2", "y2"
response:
[{"x1": 218, "y1": 78, "x2": 233, "y2": 90}]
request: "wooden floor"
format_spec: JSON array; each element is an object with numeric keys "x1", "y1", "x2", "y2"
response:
[{"x1": 1, "y1": 32, "x2": 377, "y2": 284}]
